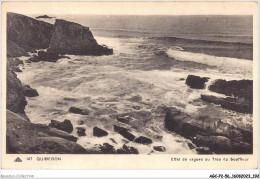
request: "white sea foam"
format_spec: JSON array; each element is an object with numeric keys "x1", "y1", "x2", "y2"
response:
[{"x1": 166, "y1": 48, "x2": 252, "y2": 71}]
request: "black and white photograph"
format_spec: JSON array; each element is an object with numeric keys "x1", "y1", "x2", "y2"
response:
[{"x1": 1, "y1": 1, "x2": 258, "y2": 172}]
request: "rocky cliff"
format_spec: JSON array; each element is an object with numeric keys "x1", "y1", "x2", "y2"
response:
[
  {"x1": 7, "y1": 12, "x2": 54, "y2": 57},
  {"x1": 47, "y1": 19, "x2": 113, "y2": 55},
  {"x1": 6, "y1": 13, "x2": 114, "y2": 154}
]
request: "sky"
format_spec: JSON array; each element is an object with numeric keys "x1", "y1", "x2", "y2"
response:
[{"x1": 2, "y1": 1, "x2": 257, "y2": 16}]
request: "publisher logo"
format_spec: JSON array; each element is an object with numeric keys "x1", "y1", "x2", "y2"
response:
[{"x1": 14, "y1": 157, "x2": 22, "y2": 162}]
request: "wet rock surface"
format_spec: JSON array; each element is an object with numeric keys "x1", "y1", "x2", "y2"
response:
[
  {"x1": 77, "y1": 127, "x2": 86, "y2": 136},
  {"x1": 201, "y1": 95, "x2": 253, "y2": 114},
  {"x1": 49, "y1": 119, "x2": 73, "y2": 133},
  {"x1": 22, "y1": 85, "x2": 39, "y2": 97},
  {"x1": 165, "y1": 107, "x2": 252, "y2": 154},
  {"x1": 69, "y1": 107, "x2": 90, "y2": 115},
  {"x1": 114, "y1": 125, "x2": 136, "y2": 141},
  {"x1": 117, "y1": 144, "x2": 139, "y2": 154},
  {"x1": 93, "y1": 127, "x2": 108, "y2": 137},
  {"x1": 153, "y1": 146, "x2": 166, "y2": 152},
  {"x1": 186, "y1": 75, "x2": 209, "y2": 89},
  {"x1": 134, "y1": 136, "x2": 153, "y2": 145},
  {"x1": 209, "y1": 79, "x2": 253, "y2": 101}
]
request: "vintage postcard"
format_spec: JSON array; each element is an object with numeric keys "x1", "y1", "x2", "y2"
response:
[{"x1": 1, "y1": 1, "x2": 258, "y2": 170}]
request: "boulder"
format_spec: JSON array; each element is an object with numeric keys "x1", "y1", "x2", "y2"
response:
[
  {"x1": 114, "y1": 125, "x2": 136, "y2": 141},
  {"x1": 7, "y1": 12, "x2": 54, "y2": 57},
  {"x1": 117, "y1": 144, "x2": 139, "y2": 154},
  {"x1": 93, "y1": 127, "x2": 108, "y2": 137},
  {"x1": 153, "y1": 146, "x2": 166, "y2": 152},
  {"x1": 99, "y1": 143, "x2": 116, "y2": 154},
  {"x1": 6, "y1": 110, "x2": 86, "y2": 154},
  {"x1": 37, "y1": 51, "x2": 60, "y2": 62},
  {"x1": 49, "y1": 119, "x2": 73, "y2": 133},
  {"x1": 201, "y1": 95, "x2": 252, "y2": 114},
  {"x1": 134, "y1": 136, "x2": 153, "y2": 145},
  {"x1": 76, "y1": 127, "x2": 86, "y2": 136},
  {"x1": 209, "y1": 79, "x2": 253, "y2": 101},
  {"x1": 187, "y1": 143, "x2": 196, "y2": 150},
  {"x1": 185, "y1": 75, "x2": 209, "y2": 89},
  {"x1": 22, "y1": 85, "x2": 39, "y2": 97},
  {"x1": 69, "y1": 107, "x2": 90, "y2": 115},
  {"x1": 47, "y1": 19, "x2": 113, "y2": 56}
]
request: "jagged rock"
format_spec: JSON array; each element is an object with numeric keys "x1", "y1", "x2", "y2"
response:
[
  {"x1": 6, "y1": 110, "x2": 86, "y2": 154},
  {"x1": 109, "y1": 138, "x2": 117, "y2": 144},
  {"x1": 153, "y1": 146, "x2": 166, "y2": 152},
  {"x1": 99, "y1": 143, "x2": 116, "y2": 154},
  {"x1": 28, "y1": 55, "x2": 40, "y2": 62},
  {"x1": 185, "y1": 75, "x2": 209, "y2": 89},
  {"x1": 187, "y1": 143, "x2": 196, "y2": 150},
  {"x1": 93, "y1": 127, "x2": 108, "y2": 137},
  {"x1": 117, "y1": 116, "x2": 131, "y2": 124},
  {"x1": 47, "y1": 19, "x2": 113, "y2": 56},
  {"x1": 6, "y1": 64, "x2": 28, "y2": 119},
  {"x1": 22, "y1": 85, "x2": 39, "y2": 97},
  {"x1": 69, "y1": 107, "x2": 90, "y2": 115},
  {"x1": 209, "y1": 79, "x2": 253, "y2": 101},
  {"x1": 37, "y1": 51, "x2": 60, "y2": 62},
  {"x1": 164, "y1": 107, "x2": 252, "y2": 154},
  {"x1": 117, "y1": 144, "x2": 139, "y2": 154},
  {"x1": 134, "y1": 136, "x2": 153, "y2": 145},
  {"x1": 201, "y1": 95, "x2": 252, "y2": 114},
  {"x1": 7, "y1": 12, "x2": 54, "y2": 57},
  {"x1": 114, "y1": 125, "x2": 135, "y2": 141},
  {"x1": 76, "y1": 127, "x2": 86, "y2": 136},
  {"x1": 49, "y1": 119, "x2": 73, "y2": 133}
]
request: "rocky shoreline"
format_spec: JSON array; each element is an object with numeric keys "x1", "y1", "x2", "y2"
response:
[{"x1": 6, "y1": 13, "x2": 253, "y2": 154}]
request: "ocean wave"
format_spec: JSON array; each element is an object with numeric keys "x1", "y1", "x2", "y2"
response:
[
  {"x1": 150, "y1": 36, "x2": 253, "y2": 46},
  {"x1": 166, "y1": 48, "x2": 253, "y2": 70}
]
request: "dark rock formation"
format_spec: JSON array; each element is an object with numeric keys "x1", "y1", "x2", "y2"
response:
[
  {"x1": 195, "y1": 147, "x2": 212, "y2": 154},
  {"x1": 117, "y1": 144, "x2": 139, "y2": 154},
  {"x1": 153, "y1": 146, "x2": 166, "y2": 152},
  {"x1": 99, "y1": 143, "x2": 116, "y2": 154},
  {"x1": 164, "y1": 107, "x2": 252, "y2": 154},
  {"x1": 69, "y1": 107, "x2": 90, "y2": 115},
  {"x1": 187, "y1": 143, "x2": 196, "y2": 150},
  {"x1": 186, "y1": 75, "x2": 209, "y2": 89},
  {"x1": 47, "y1": 19, "x2": 113, "y2": 56},
  {"x1": 6, "y1": 110, "x2": 86, "y2": 154},
  {"x1": 7, "y1": 63, "x2": 28, "y2": 119},
  {"x1": 134, "y1": 136, "x2": 153, "y2": 145},
  {"x1": 36, "y1": 15, "x2": 54, "y2": 19},
  {"x1": 209, "y1": 79, "x2": 253, "y2": 101},
  {"x1": 48, "y1": 119, "x2": 73, "y2": 133},
  {"x1": 22, "y1": 85, "x2": 39, "y2": 97},
  {"x1": 201, "y1": 95, "x2": 252, "y2": 114},
  {"x1": 117, "y1": 116, "x2": 131, "y2": 124},
  {"x1": 114, "y1": 125, "x2": 136, "y2": 141},
  {"x1": 7, "y1": 13, "x2": 54, "y2": 57},
  {"x1": 77, "y1": 127, "x2": 86, "y2": 136},
  {"x1": 37, "y1": 51, "x2": 60, "y2": 62},
  {"x1": 93, "y1": 127, "x2": 108, "y2": 137}
]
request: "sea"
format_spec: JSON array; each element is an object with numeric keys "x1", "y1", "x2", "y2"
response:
[{"x1": 17, "y1": 15, "x2": 253, "y2": 154}]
